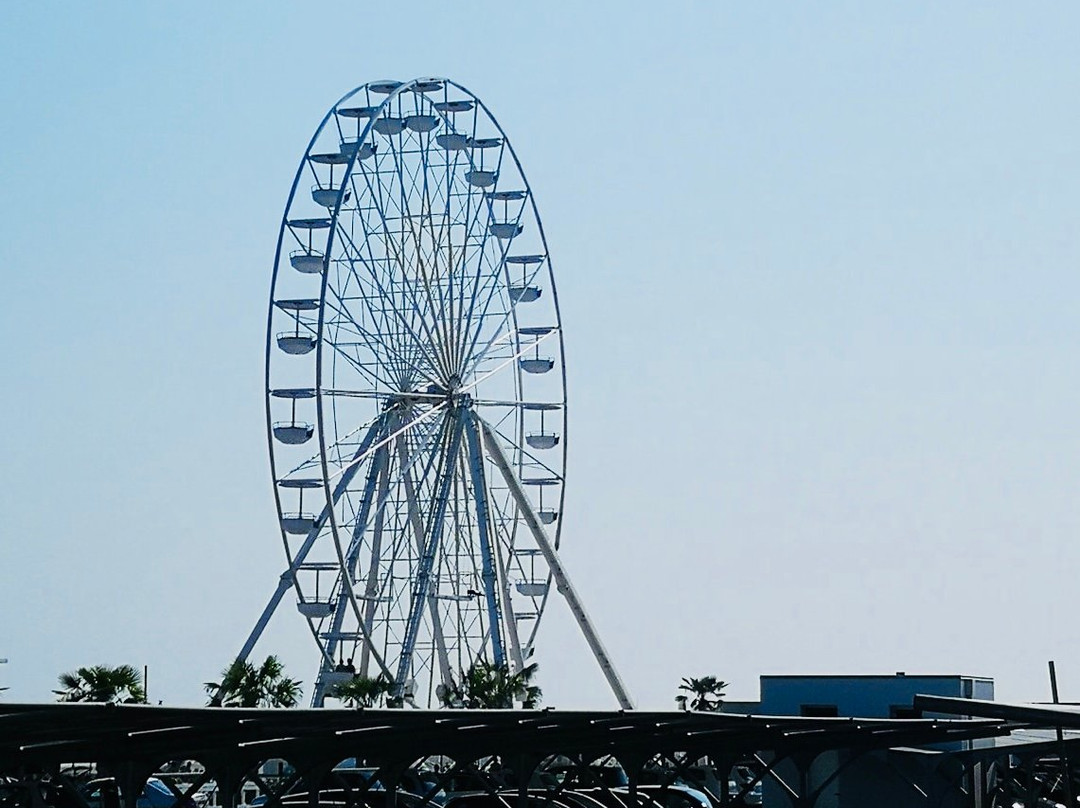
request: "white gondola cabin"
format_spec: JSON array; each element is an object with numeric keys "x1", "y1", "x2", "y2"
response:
[
  {"x1": 289, "y1": 250, "x2": 324, "y2": 273},
  {"x1": 311, "y1": 185, "x2": 345, "y2": 208},
  {"x1": 272, "y1": 421, "x2": 314, "y2": 445},
  {"x1": 405, "y1": 114, "x2": 439, "y2": 132},
  {"x1": 508, "y1": 285, "x2": 541, "y2": 304},
  {"x1": 520, "y1": 358, "x2": 554, "y2": 374},
  {"x1": 297, "y1": 601, "x2": 335, "y2": 619},
  {"x1": 281, "y1": 513, "x2": 317, "y2": 535},
  {"x1": 436, "y1": 133, "x2": 468, "y2": 150},
  {"x1": 372, "y1": 117, "x2": 405, "y2": 136},
  {"x1": 526, "y1": 433, "x2": 559, "y2": 450},
  {"x1": 490, "y1": 222, "x2": 523, "y2": 239},
  {"x1": 466, "y1": 170, "x2": 497, "y2": 188},
  {"x1": 277, "y1": 333, "x2": 317, "y2": 355},
  {"x1": 515, "y1": 581, "x2": 549, "y2": 597},
  {"x1": 339, "y1": 139, "x2": 376, "y2": 160}
]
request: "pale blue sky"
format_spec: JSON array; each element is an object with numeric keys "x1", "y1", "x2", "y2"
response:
[{"x1": 1, "y1": 2, "x2": 1079, "y2": 709}]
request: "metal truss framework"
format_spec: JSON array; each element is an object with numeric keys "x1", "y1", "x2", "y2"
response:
[{"x1": 0, "y1": 703, "x2": 1022, "y2": 808}]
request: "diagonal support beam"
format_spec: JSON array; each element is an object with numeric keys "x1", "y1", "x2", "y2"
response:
[
  {"x1": 476, "y1": 414, "x2": 635, "y2": 709},
  {"x1": 229, "y1": 415, "x2": 388, "y2": 674},
  {"x1": 396, "y1": 429, "x2": 454, "y2": 688},
  {"x1": 316, "y1": 434, "x2": 395, "y2": 701},
  {"x1": 463, "y1": 414, "x2": 506, "y2": 666},
  {"x1": 358, "y1": 446, "x2": 392, "y2": 678},
  {"x1": 493, "y1": 524, "x2": 526, "y2": 674},
  {"x1": 393, "y1": 406, "x2": 467, "y2": 698}
]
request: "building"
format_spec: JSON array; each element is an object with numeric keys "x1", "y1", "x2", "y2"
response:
[
  {"x1": 747, "y1": 672, "x2": 994, "y2": 719},
  {"x1": 725, "y1": 673, "x2": 996, "y2": 808}
]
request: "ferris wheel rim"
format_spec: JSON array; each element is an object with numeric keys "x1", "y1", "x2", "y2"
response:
[{"x1": 265, "y1": 77, "x2": 569, "y2": 702}]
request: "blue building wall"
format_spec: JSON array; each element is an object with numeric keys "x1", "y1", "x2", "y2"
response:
[
  {"x1": 756, "y1": 673, "x2": 994, "y2": 718},
  {"x1": 744, "y1": 674, "x2": 995, "y2": 807}
]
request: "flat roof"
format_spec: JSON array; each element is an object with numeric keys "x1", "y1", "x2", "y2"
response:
[{"x1": 763, "y1": 674, "x2": 994, "y2": 681}]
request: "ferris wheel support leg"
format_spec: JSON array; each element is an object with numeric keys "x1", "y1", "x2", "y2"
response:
[
  {"x1": 228, "y1": 414, "x2": 390, "y2": 686},
  {"x1": 315, "y1": 440, "x2": 395, "y2": 705},
  {"x1": 463, "y1": 413, "x2": 507, "y2": 667},
  {"x1": 231, "y1": 571, "x2": 295, "y2": 675},
  {"x1": 393, "y1": 407, "x2": 467, "y2": 700},
  {"x1": 396, "y1": 432, "x2": 454, "y2": 688},
  {"x1": 494, "y1": 541, "x2": 527, "y2": 674},
  {"x1": 476, "y1": 415, "x2": 636, "y2": 710},
  {"x1": 358, "y1": 450, "x2": 391, "y2": 679}
]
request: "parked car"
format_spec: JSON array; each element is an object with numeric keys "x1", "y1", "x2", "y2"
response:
[{"x1": 82, "y1": 778, "x2": 208, "y2": 808}]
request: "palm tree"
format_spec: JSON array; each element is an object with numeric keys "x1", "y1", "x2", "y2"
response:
[
  {"x1": 439, "y1": 661, "x2": 542, "y2": 709},
  {"x1": 54, "y1": 665, "x2": 147, "y2": 703},
  {"x1": 675, "y1": 676, "x2": 728, "y2": 712},
  {"x1": 205, "y1": 655, "x2": 301, "y2": 708},
  {"x1": 331, "y1": 673, "x2": 393, "y2": 708}
]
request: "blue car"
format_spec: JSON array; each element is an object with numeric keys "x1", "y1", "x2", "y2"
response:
[{"x1": 82, "y1": 778, "x2": 207, "y2": 808}]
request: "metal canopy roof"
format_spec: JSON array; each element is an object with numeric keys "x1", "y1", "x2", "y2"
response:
[
  {"x1": 915, "y1": 694, "x2": 1080, "y2": 728},
  {"x1": 0, "y1": 703, "x2": 1010, "y2": 770}
]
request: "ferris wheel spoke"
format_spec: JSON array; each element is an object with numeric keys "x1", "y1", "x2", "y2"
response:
[
  {"x1": 451, "y1": 142, "x2": 516, "y2": 372},
  {"x1": 334, "y1": 222, "x2": 446, "y2": 385},
  {"x1": 324, "y1": 289, "x2": 441, "y2": 389},
  {"x1": 334, "y1": 222, "x2": 417, "y2": 368},
  {"x1": 341, "y1": 162, "x2": 419, "y2": 361},
  {"x1": 322, "y1": 305, "x2": 402, "y2": 393},
  {"x1": 407, "y1": 166, "x2": 459, "y2": 383},
  {"x1": 458, "y1": 215, "x2": 532, "y2": 375},
  {"x1": 452, "y1": 239, "x2": 508, "y2": 376},
  {"x1": 348, "y1": 160, "x2": 453, "y2": 382},
  {"x1": 331, "y1": 226, "x2": 405, "y2": 377},
  {"x1": 470, "y1": 397, "x2": 562, "y2": 410},
  {"x1": 458, "y1": 267, "x2": 535, "y2": 380},
  {"x1": 325, "y1": 286, "x2": 408, "y2": 388},
  {"x1": 449, "y1": 187, "x2": 504, "y2": 375},
  {"x1": 382, "y1": 128, "x2": 457, "y2": 380},
  {"x1": 425, "y1": 147, "x2": 480, "y2": 379},
  {"x1": 420, "y1": 130, "x2": 465, "y2": 367}
]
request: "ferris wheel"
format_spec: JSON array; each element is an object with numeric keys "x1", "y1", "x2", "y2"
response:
[{"x1": 233, "y1": 78, "x2": 633, "y2": 709}]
